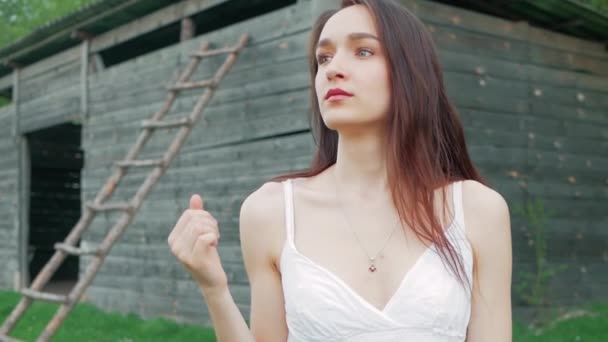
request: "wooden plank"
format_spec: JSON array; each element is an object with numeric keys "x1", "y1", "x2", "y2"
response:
[
  {"x1": 529, "y1": 101, "x2": 607, "y2": 123},
  {"x1": 5, "y1": 47, "x2": 80, "y2": 86},
  {"x1": 447, "y1": 57, "x2": 606, "y2": 99},
  {"x1": 89, "y1": 0, "x2": 231, "y2": 54},
  {"x1": 88, "y1": 28, "x2": 310, "y2": 105},
  {"x1": 81, "y1": 134, "x2": 312, "y2": 188},
  {"x1": 87, "y1": 65, "x2": 308, "y2": 129},
  {"x1": 86, "y1": 202, "x2": 133, "y2": 212},
  {"x1": 11, "y1": 69, "x2": 19, "y2": 138},
  {"x1": 18, "y1": 90, "x2": 81, "y2": 134},
  {"x1": 55, "y1": 243, "x2": 101, "y2": 256},
  {"x1": 21, "y1": 289, "x2": 67, "y2": 303},
  {"x1": 422, "y1": 18, "x2": 608, "y2": 76},
  {"x1": 87, "y1": 2, "x2": 310, "y2": 86},
  {"x1": 114, "y1": 159, "x2": 165, "y2": 168},
  {"x1": 169, "y1": 79, "x2": 214, "y2": 91},
  {"x1": 83, "y1": 105, "x2": 310, "y2": 168},
  {"x1": 402, "y1": 0, "x2": 607, "y2": 56},
  {"x1": 141, "y1": 117, "x2": 192, "y2": 129},
  {"x1": 180, "y1": 17, "x2": 195, "y2": 42},
  {"x1": 191, "y1": 46, "x2": 241, "y2": 58},
  {"x1": 80, "y1": 39, "x2": 89, "y2": 122},
  {"x1": 19, "y1": 61, "x2": 79, "y2": 101}
]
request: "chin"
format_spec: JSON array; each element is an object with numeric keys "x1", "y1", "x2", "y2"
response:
[
  {"x1": 321, "y1": 114, "x2": 364, "y2": 131},
  {"x1": 322, "y1": 111, "x2": 386, "y2": 132}
]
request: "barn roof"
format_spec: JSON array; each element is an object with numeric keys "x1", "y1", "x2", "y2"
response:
[
  {"x1": 0, "y1": 0, "x2": 607, "y2": 78},
  {"x1": 434, "y1": 0, "x2": 608, "y2": 44},
  {"x1": 0, "y1": 0, "x2": 182, "y2": 77}
]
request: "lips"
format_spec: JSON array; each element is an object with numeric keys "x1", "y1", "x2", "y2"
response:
[{"x1": 325, "y1": 88, "x2": 353, "y2": 100}]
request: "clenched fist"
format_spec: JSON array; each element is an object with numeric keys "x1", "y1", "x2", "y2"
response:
[{"x1": 168, "y1": 194, "x2": 228, "y2": 294}]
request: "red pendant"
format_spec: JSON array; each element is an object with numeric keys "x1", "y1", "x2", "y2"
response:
[{"x1": 369, "y1": 265, "x2": 377, "y2": 272}]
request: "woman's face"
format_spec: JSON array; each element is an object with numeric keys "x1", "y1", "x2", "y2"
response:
[{"x1": 314, "y1": 5, "x2": 391, "y2": 132}]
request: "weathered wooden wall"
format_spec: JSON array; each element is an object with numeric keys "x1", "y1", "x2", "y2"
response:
[
  {"x1": 79, "y1": 0, "x2": 313, "y2": 324},
  {"x1": 0, "y1": 0, "x2": 606, "y2": 327},
  {"x1": 401, "y1": 0, "x2": 608, "y2": 310},
  {"x1": 17, "y1": 63, "x2": 81, "y2": 133},
  {"x1": 0, "y1": 104, "x2": 18, "y2": 289}
]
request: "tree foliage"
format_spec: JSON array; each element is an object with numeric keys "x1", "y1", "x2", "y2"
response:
[
  {"x1": 0, "y1": 0, "x2": 97, "y2": 48},
  {"x1": 575, "y1": 0, "x2": 608, "y2": 13}
]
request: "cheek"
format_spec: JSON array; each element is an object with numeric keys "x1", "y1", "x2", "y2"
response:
[
  {"x1": 314, "y1": 72, "x2": 324, "y2": 103},
  {"x1": 363, "y1": 64, "x2": 391, "y2": 112}
]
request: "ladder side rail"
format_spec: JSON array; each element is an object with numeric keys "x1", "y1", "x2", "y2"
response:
[
  {"x1": 38, "y1": 210, "x2": 136, "y2": 341},
  {"x1": 89, "y1": 42, "x2": 210, "y2": 205},
  {"x1": 0, "y1": 207, "x2": 97, "y2": 335}
]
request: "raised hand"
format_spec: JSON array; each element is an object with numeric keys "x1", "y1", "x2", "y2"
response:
[{"x1": 168, "y1": 194, "x2": 228, "y2": 294}]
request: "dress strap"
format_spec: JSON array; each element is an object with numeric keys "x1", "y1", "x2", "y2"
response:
[
  {"x1": 282, "y1": 179, "x2": 295, "y2": 245},
  {"x1": 452, "y1": 181, "x2": 466, "y2": 233}
]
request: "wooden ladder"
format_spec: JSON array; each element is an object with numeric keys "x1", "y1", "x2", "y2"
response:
[{"x1": 0, "y1": 33, "x2": 249, "y2": 342}]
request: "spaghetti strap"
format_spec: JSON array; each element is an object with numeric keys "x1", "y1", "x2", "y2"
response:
[
  {"x1": 282, "y1": 179, "x2": 295, "y2": 246},
  {"x1": 452, "y1": 181, "x2": 466, "y2": 233}
]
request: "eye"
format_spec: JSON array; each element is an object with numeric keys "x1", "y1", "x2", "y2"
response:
[
  {"x1": 317, "y1": 54, "x2": 332, "y2": 65},
  {"x1": 357, "y1": 48, "x2": 374, "y2": 57}
]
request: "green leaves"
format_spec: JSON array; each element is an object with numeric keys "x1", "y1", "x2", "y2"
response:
[
  {"x1": 514, "y1": 198, "x2": 569, "y2": 325},
  {"x1": 0, "y1": 0, "x2": 97, "y2": 48}
]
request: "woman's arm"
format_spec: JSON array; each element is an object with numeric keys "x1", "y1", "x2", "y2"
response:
[
  {"x1": 200, "y1": 286, "x2": 255, "y2": 342},
  {"x1": 168, "y1": 182, "x2": 287, "y2": 342},
  {"x1": 463, "y1": 180, "x2": 513, "y2": 342},
  {"x1": 239, "y1": 182, "x2": 290, "y2": 341},
  {"x1": 168, "y1": 194, "x2": 255, "y2": 342}
]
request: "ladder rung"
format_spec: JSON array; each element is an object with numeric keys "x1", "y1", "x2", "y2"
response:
[
  {"x1": 114, "y1": 159, "x2": 165, "y2": 168},
  {"x1": 0, "y1": 334, "x2": 24, "y2": 342},
  {"x1": 21, "y1": 289, "x2": 68, "y2": 304},
  {"x1": 54, "y1": 243, "x2": 101, "y2": 256},
  {"x1": 192, "y1": 46, "x2": 240, "y2": 58},
  {"x1": 86, "y1": 202, "x2": 133, "y2": 212},
  {"x1": 141, "y1": 117, "x2": 192, "y2": 129},
  {"x1": 168, "y1": 79, "x2": 215, "y2": 91}
]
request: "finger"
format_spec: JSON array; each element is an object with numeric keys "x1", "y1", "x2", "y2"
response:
[
  {"x1": 190, "y1": 212, "x2": 220, "y2": 237},
  {"x1": 195, "y1": 232, "x2": 219, "y2": 250},
  {"x1": 186, "y1": 220, "x2": 220, "y2": 251},
  {"x1": 168, "y1": 213, "x2": 192, "y2": 246},
  {"x1": 190, "y1": 194, "x2": 204, "y2": 210}
]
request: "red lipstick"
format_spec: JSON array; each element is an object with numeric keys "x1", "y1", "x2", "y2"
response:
[{"x1": 325, "y1": 88, "x2": 353, "y2": 100}]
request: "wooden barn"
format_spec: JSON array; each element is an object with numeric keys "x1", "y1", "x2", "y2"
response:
[{"x1": 0, "y1": 0, "x2": 606, "y2": 331}]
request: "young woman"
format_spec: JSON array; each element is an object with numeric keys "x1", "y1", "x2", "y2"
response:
[{"x1": 168, "y1": 0, "x2": 512, "y2": 341}]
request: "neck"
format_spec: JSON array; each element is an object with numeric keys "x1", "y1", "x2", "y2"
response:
[{"x1": 332, "y1": 129, "x2": 389, "y2": 202}]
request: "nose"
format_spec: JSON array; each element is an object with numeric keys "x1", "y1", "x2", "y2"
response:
[
  {"x1": 326, "y1": 68, "x2": 345, "y2": 80},
  {"x1": 324, "y1": 55, "x2": 346, "y2": 81}
]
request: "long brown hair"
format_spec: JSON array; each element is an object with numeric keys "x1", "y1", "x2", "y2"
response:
[{"x1": 271, "y1": 0, "x2": 484, "y2": 291}]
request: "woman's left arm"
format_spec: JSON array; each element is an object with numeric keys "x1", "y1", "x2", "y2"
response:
[{"x1": 462, "y1": 181, "x2": 513, "y2": 342}]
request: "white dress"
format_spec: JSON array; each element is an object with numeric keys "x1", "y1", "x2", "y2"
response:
[{"x1": 279, "y1": 179, "x2": 473, "y2": 341}]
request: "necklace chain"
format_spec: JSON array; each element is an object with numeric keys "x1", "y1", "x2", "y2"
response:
[{"x1": 332, "y1": 170, "x2": 401, "y2": 273}]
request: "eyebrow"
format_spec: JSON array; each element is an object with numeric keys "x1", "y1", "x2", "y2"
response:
[{"x1": 317, "y1": 32, "x2": 380, "y2": 49}]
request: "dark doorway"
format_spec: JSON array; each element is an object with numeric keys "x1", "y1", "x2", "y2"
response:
[{"x1": 26, "y1": 123, "x2": 83, "y2": 294}]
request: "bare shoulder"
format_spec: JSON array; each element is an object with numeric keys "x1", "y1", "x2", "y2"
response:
[
  {"x1": 460, "y1": 180, "x2": 511, "y2": 247},
  {"x1": 461, "y1": 180, "x2": 509, "y2": 220},
  {"x1": 239, "y1": 181, "x2": 286, "y2": 266},
  {"x1": 240, "y1": 181, "x2": 285, "y2": 224}
]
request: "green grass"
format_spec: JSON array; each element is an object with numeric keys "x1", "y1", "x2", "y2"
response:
[
  {"x1": 512, "y1": 302, "x2": 608, "y2": 342},
  {"x1": 0, "y1": 290, "x2": 216, "y2": 341},
  {"x1": 1, "y1": 290, "x2": 607, "y2": 341}
]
